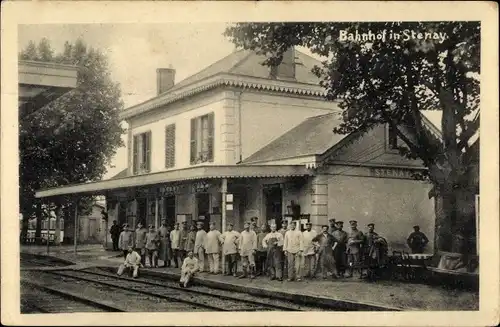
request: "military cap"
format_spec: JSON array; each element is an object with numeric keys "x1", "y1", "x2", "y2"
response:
[
  {"x1": 335, "y1": 220, "x2": 344, "y2": 225},
  {"x1": 413, "y1": 225, "x2": 420, "y2": 229},
  {"x1": 367, "y1": 223, "x2": 375, "y2": 227},
  {"x1": 306, "y1": 222, "x2": 312, "y2": 226},
  {"x1": 349, "y1": 220, "x2": 357, "y2": 224},
  {"x1": 329, "y1": 218, "x2": 336, "y2": 222}
]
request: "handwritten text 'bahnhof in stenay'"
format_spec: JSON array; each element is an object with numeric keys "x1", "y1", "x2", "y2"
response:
[{"x1": 339, "y1": 29, "x2": 448, "y2": 43}]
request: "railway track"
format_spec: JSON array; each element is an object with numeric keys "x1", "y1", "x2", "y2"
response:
[
  {"x1": 20, "y1": 253, "x2": 72, "y2": 269},
  {"x1": 22, "y1": 268, "x2": 322, "y2": 312},
  {"x1": 20, "y1": 280, "x2": 122, "y2": 313}
]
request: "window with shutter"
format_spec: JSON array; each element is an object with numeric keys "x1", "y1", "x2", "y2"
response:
[
  {"x1": 133, "y1": 135, "x2": 139, "y2": 174},
  {"x1": 207, "y1": 112, "x2": 214, "y2": 161},
  {"x1": 165, "y1": 124, "x2": 176, "y2": 168},
  {"x1": 190, "y1": 112, "x2": 215, "y2": 165},
  {"x1": 190, "y1": 118, "x2": 197, "y2": 164},
  {"x1": 145, "y1": 131, "x2": 151, "y2": 172},
  {"x1": 133, "y1": 131, "x2": 152, "y2": 175}
]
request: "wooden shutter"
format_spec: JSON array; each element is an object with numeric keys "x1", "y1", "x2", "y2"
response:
[
  {"x1": 207, "y1": 112, "x2": 214, "y2": 161},
  {"x1": 133, "y1": 135, "x2": 139, "y2": 174},
  {"x1": 165, "y1": 124, "x2": 176, "y2": 168},
  {"x1": 190, "y1": 118, "x2": 197, "y2": 164},
  {"x1": 145, "y1": 131, "x2": 152, "y2": 172}
]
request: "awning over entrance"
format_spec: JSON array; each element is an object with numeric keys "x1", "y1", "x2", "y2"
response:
[
  {"x1": 19, "y1": 60, "x2": 78, "y2": 117},
  {"x1": 35, "y1": 165, "x2": 312, "y2": 199}
]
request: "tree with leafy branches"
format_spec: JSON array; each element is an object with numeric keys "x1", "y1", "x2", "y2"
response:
[
  {"x1": 19, "y1": 37, "x2": 125, "y2": 244},
  {"x1": 225, "y1": 22, "x2": 480, "y2": 258}
]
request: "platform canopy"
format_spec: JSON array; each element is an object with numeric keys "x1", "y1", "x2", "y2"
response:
[
  {"x1": 19, "y1": 60, "x2": 78, "y2": 118},
  {"x1": 35, "y1": 165, "x2": 313, "y2": 199}
]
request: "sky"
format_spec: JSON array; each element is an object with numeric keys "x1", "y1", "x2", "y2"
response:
[
  {"x1": 18, "y1": 23, "x2": 444, "y2": 180},
  {"x1": 18, "y1": 23, "x2": 240, "y2": 179}
]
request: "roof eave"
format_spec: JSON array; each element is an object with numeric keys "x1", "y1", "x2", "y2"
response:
[{"x1": 119, "y1": 73, "x2": 328, "y2": 121}]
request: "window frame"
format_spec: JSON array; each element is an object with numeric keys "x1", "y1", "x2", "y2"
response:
[
  {"x1": 190, "y1": 112, "x2": 214, "y2": 165},
  {"x1": 132, "y1": 130, "x2": 152, "y2": 175},
  {"x1": 165, "y1": 123, "x2": 176, "y2": 169}
]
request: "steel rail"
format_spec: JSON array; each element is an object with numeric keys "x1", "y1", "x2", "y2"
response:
[{"x1": 44, "y1": 269, "x2": 300, "y2": 311}]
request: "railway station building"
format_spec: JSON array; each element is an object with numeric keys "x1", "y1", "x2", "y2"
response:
[{"x1": 35, "y1": 48, "x2": 438, "y2": 253}]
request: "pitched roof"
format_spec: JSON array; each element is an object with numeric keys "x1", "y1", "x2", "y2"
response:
[
  {"x1": 168, "y1": 48, "x2": 322, "y2": 92},
  {"x1": 109, "y1": 168, "x2": 128, "y2": 180},
  {"x1": 242, "y1": 112, "x2": 347, "y2": 164}
]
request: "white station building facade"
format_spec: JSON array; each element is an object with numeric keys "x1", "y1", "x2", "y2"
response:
[{"x1": 35, "y1": 48, "x2": 438, "y2": 253}]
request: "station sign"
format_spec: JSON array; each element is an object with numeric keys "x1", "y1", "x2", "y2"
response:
[{"x1": 370, "y1": 167, "x2": 415, "y2": 179}]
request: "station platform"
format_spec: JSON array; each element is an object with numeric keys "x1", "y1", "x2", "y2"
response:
[{"x1": 20, "y1": 244, "x2": 479, "y2": 311}]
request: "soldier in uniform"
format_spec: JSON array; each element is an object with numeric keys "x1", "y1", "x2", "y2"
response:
[
  {"x1": 170, "y1": 222, "x2": 181, "y2": 268},
  {"x1": 135, "y1": 222, "x2": 148, "y2": 267},
  {"x1": 158, "y1": 220, "x2": 172, "y2": 267},
  {"x1": 312, "y1": 225, "x2": 336, "y2": 279},
  {"x1": 346, "y1": 220, "x2": 364, "y2": 278},
  {"x1": 205, "y1": 222, "x2": 222, "y2": 274},
  {"x1": 178, "y1": 221, "x2": 189, "y2": 265},
  {"x1": 363, "y1": 223, "x2": 388, "y2": 279},
  {"x1": 302, "y1": 222, "x2": 318, "y2": 278},
  {"x1": 279, "y1": 220, "x2": 289, "y2": 278},
  {"x1": 117, "y1": 245, "x2": 141, "y2": 278},
  {"x1": 332, "y1": 221, "x2": 348, "y2": 278},
  {"x1": 179, "y1": 250, "x2": 198, "y2": 288},
  {"x1": 407, "y1": 225, "x2": 429, "y2": 254},
  {"x1": 118, "y1": 224, "x2": 133, "y2": 259},
  {"x1": 145, "y1": 225, "x2": 160, "y2": 268},
  {"x1": 220, "y1": 223, "x2": 240, "y2": 276},
  {"x1": 255, "y1": 224, "x2": 269, "y2": 276},
  {"x1": 328, "y1": 219, "x2": 337, "y2": 235},
  {"x1": 194, "y1": 221, "x2": 207, "y2": 272},
  {"x1": 238, "y1": 222, "x2": 257, "y2": 279},
  {"x1": 109, "y1": 220, "x2": 121, "y2": 251},
  {"x1": 185, "y1": 224, "x2": 196, "y2": 255},
  {"x1": 262, "y1": 223, "x2": 284, "y2": 281}
]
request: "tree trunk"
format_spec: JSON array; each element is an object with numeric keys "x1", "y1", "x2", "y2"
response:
[
  {"x1": 35, "y1": 201, "x2": 43, "y2": 244},
  {"x1": 433, "y1": 189, "x2": 455, "y2": 253},
  {"x1": 54, "y1": 206, "x2": 62, "y2": 245},
  {"x1": 20, "y1": 212, "x2": 29, "y2": 244}
]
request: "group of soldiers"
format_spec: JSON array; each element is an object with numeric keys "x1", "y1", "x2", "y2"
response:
[{"x1": 113, "y1": 216, "x2": 429, "y2": 284}]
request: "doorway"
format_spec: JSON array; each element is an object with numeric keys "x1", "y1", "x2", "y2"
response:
[
  {"x1": 163, "y1": 196, "x2": 176, "y2": 227},
  {"x1": 136, "y1": 198, "x2": 147, "y2": 227},
  {"x1": 196, "y1": 193, "x2": 211, "y2": 231},
  {"x1": 264, "y1": 184, "x2": 283, "y2": 229}
]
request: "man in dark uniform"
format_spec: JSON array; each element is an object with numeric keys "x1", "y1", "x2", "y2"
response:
[
  {"x1": 332, "y1": 221, "x2": 348, "y2": 278},
  {"x1": 363, "y1": 223, "x2": 388, "y2": 279},
  {"x1": 407, "y1": 226, "x2": 429, "y2": 254},
  {"x1": 346, "y1": 220, "x2": 364, "y2": 278},
  {"x1": 312, "y1": 225, "x2": 336, "y2": 279},
  {"x1": 278, "y1": 219, "x2": 289, "y2": 279},
  {"x1": 109, "y1": 220, "x2": 121, "y2": 251}
]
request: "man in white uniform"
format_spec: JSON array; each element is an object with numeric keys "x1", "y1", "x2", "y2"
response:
[
  {"x1": 302, "y1": 222, "x2": 318, "y2": 278},
  {"x1": 179, "y1": 250, "x2": 198, "y2": 288},
  {"x1": 238, "y1": 222, "x2": 257, "y2": 279},
  {"x1": 284, "y1": 221, "x2": 304, "y2": 281},
  {"x1": 220, "y1": 223, "x2": 240, "y2": 276},
  {"x1": 205, "y1": 222, "x2": 222, "y2": 274},
  {"x1": 117, "y1": 245, "x2": 141, "y2": 278},
  {"x1": 170, "y1": 222, "x2": 181, "y2": 268}
]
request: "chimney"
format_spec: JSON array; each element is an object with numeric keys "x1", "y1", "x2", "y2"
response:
[
  {"x1": 156, "y1": 67, "x2": 176, "y2": 95},
  {"x1": 270, "y1": 47, "x2": 296, "y2": 80}
]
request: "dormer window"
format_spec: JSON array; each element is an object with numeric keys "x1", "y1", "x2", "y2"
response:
[
  {"x1": 190, "y1": 113, "x2": 214, "y2": 164},
  {"x1": 133, "y1": 131, "x2": 151, "y2": 175}
]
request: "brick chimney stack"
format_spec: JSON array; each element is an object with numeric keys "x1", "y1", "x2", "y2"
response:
[
  {"x1": 156, "y1": 66, "x2": 176, "y2": 95},
  {"x1": 270, "y1": 47, "x2": 296, "y2": 80}
]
